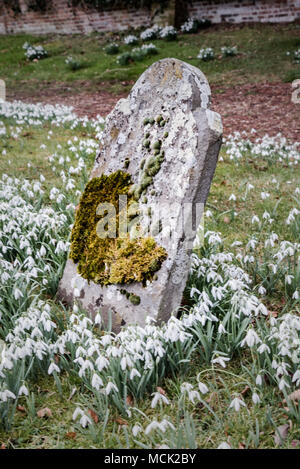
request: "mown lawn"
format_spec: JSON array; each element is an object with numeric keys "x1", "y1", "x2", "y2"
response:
[{"x1": 0, "y1": 23, "x2": 300, "y2": 96}]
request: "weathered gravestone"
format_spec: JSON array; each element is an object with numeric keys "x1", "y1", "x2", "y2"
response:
[
  {"x1": 0, "y1": 80, "x2": 5, "y2": 102},
  {"x1": 58, "y1": 58, "x2": 222, "y2": 331}
]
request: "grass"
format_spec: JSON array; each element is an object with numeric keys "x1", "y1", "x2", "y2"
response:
[
  {"x1": 0, "y1": 114, "x2": 299, "y2": 448},
  {"x1": 1, "y1": 356, "x2": 299, "y2": 449},
  {"x1": 0, "y1": 23, "x2": 300, "y2": 96}
]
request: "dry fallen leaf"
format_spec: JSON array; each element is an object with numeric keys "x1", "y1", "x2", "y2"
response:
[
  {"x1": 223, "y1": 216, "x2": 230, "y2": 224},
  {"x1": 274, "y1": 424, "x2": 289, "y2": 446},
  {"x1": 291, "y1": 440, "x2": 300, "y2": 448},
  {"x1": 115, "y1": 417, "x2": 128, "y2": 426},
  {"x1": 88, "y1": 409, "x2": 99, "y2": 424},
  {"x1": 0, "y1": 443, "x2": 6, "y2": 450},
  {"x1": 37, "y1": 407, "x2": 52, "y2": 418},
  {"x1": 156, "y1": 386, "x2": 166, "y2": 396},
  {"x1": 65, "y1": 432, "x2": 77, "y2": 440},
  {"x1": 241, "y1": 385, "x2": 250, "y2": 397},
  {"x1": 268, "y1": 310, "x2": 278, "y2": 318},
  {"x1": 17, "y1": 405, "x2": 26, "y2": 413},
  {"x1": 126, "y1": 395, "x2": 133, "y2": 407},
  {"x1": 285, "y1": 389, "x2": 300, "y2": 403},
  {"x1": 238, "y1": 442, "x2": 246, "y2": 449}
]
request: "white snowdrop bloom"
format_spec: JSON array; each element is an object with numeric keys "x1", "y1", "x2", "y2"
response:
[
  {"x1": 258, "y1": 286, "x2": 266, "y2": 295},
  {"x1": 94, "y1": 313, "x2": 102, "y2": 325},
  {"x1": 241, "y1": 328, "x2": 261, "y2": 347},
  {"x1": 292, "y1": 370, "x2": 300, "y2": 386},
  {"x1": 145, "y1": 420, "x2": 161, "y2": 435},
  {"x1": 151, "y1": 391, "x2": 170, "y2": 408},
  {"x1": 181, "y1": 383, "x2": 200, "y2": 403},
  {"x1": 13, "y1": 288, "x2": 23, "y2": 300},
  {"x1": 261, "y1": 192, "x2": 270, "y2": 200},
  {"x1": 0, "y1": 389, "x2": 16, "y2": 402},
  {"x1": 256, "y1": 375, "x2": 262, "y2": 386},
  {"x1": 229, "y1": 397, "x2": 246, "y2": 412},
  {"x1": 251, "y1": 215, "x2": 260, "y2": 224},
  {"x1": 198, "y1": 381, "x2": 209, "y2": 394},
  {"x1": 18, "y1": 384, "x2": 29, "y2": 396},
  {"x1": 272, "y1": 360, "x2": 278, "y2": 369},
  {"x1": 217, "y1": 442, "x2": 231, "y2": 449},
  {"x1": 257, "y1": 343, "x2": 271, "y2": 354},
  {"x1": 252, "y1": 393, "x2": 261, "y2": 404},
  {"x1": 130, "y1": 368, "x2": 141, "y2": 380},
  {"x1": 48, "y1": 362, "x2": 60, "y2": 375},
  {"x1": 218, "y1": 324, "x2": 227, "y2": 335},
  {"x1": 80, "y1": 414, "x2": 92, "y2": 428},
  {"x1": 132, "y1": 424, "x2": 142, "y2": 437},
  {"x1": 228, "y1": 193, "x2": 236, "y2": 201},
  {"x1": 279, "y1": 378, "x2": 290, "y2": 391},
  {"x1": 292, "y1": 290, "x2": 299, "y2": 300},
  {"x1": 212, "y1": 355, "x2": 230, "y2": 368},
  {"x1": 91, "y1": 373, "x2": 103, "y2": 390},
  {"x1": 95, "y1": 355, "x2": 109, "y2": 371},
  {"x1": 105, "y1": 381, "x2": 118, "y2": 395}
]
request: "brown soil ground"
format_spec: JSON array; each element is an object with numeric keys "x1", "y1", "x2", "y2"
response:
[{"x1": 7, "y1": 81, "x2": 299, "y2": 142}]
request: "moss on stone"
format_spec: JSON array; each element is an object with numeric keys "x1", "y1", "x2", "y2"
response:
[
  {"x1": 129, "y1": 293, "x2": 141, "y2": 305},
  {"x1": 69, "y1": 170, "x2": 167, "y2": 287}
]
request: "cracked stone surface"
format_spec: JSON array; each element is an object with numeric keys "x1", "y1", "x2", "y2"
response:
[{"x1": 58, "y1": 58, "x2": 222, "y2": 331}]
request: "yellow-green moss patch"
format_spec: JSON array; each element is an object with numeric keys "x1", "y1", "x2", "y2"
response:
[{"x1": 69, "y1": 170, "x2": 167, "y2": 286}]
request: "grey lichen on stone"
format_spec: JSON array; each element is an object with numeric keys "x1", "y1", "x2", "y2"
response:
[{"x1": 58, "y1": 58, "x2": 222, "y2": 332}]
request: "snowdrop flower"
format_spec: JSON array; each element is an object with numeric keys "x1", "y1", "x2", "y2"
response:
[
  {"x1": 48, "y1": 362, "x2": 60, "y2": 375},
  {"x1": 132, "y1": 424, "x2": 142, "y2": 437},
  {"x1": 151, "y1": 391, "x2": 170, "y2": 408},
  {"x1": 292, "y1": 290, "x2": 299, "y2": 300},
  {"x1": 91, "y1": 373, "x2": 103, "y2": 390},
  {"x1": 13, "y1": 288, "x2": 23, "y2": 300},
  {"x1": 252, "y1": 393, "x2": 261, "y2": 404},
  {"x1": 145, "y1": 420, "x2": 161, "y2": 435},
  {"x1": 279, "y1": 378, "x2": 290, "y2": 391},
  {"x1": 218, "y1": 324, "x2": 227, "y2": 335},
  {"x1": 105, "y1": 381, "x2": 118, "y2": 395},
  {"x1": 181, "y1": 383, "x2": 200, "y2": 403},
  {"x1": 241, "y1": 328, "x2": 261, "y2": 347},
  {"x1": 217, "y1": 442, "x2": 231, "y2": 449},
  {"x1": 72, "y1": 407, "x2": 84, "y2": 420},
  {"x1": 80, "y1": 414, "x2": 92, "y2": 428},
  {"x1": 18, "y1": 384, "x2": 29, "y2": 396},
  {"x1": 229, "y1": 396, "x2": 246, "y2": 412},
  {"x1": 256, "y1": 375, "x2": 262, "y2": 386},
  {"x1": 212, "y1": 355, "x2": 230, "y2": 368},
  {"x1": 258, "y1": 286, "x2": 266, "y2": 295},
  {"x1": 94, "y1": 313, "x2": 102, "y2": 325},
  {"x1": 257, "y1": 343, "x2": 271, "y2": 354},
  {"x1": 130, "y1": 368, "x2": 141, "y2": 380},
  {"x1": 198, "y1": 381, "x2": 209, "y2": 394},
  {"x1": 228, "y1": 193, "x2": 236, "y2": 201}
]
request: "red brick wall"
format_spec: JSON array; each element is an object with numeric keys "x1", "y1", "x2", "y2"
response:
[
  {"x1": 0, "y1": 0, "x2": 151, "y2": 35},
  {"x1": 0, "y1": 0, "x2": 299, "y2": 35},
  {"x1": 188, "y1": 0, "x2": 300, "y2": 23}
]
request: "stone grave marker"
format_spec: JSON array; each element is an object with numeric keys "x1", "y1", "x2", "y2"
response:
[
  {"x1": 0, "y1": 80, "x2": 5, "y2": 102},
  {"x1": 58, "y1": 58, "x2": 222, "y2": 331}
]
